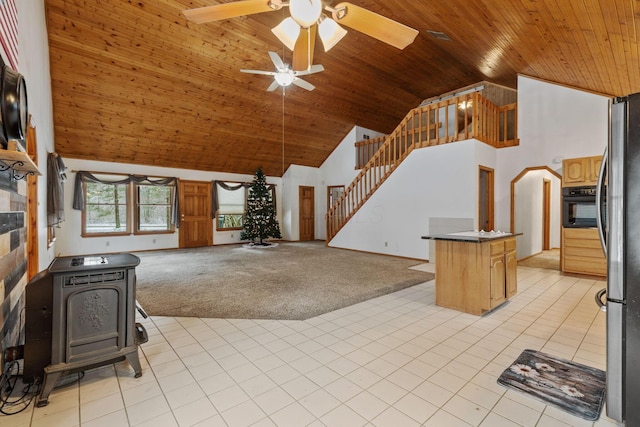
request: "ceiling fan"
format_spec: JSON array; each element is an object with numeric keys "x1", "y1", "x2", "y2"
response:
[
  {"x1": 183, "y1": 0, "x2": 419, "y2": 71},
  {"x1": 241, "y1": 51, "x2": 324, "y2": 91}
]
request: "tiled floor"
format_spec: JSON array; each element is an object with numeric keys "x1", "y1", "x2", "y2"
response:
[{"x1": 7, "y1": 265, "x2": 625, "y2": 427}]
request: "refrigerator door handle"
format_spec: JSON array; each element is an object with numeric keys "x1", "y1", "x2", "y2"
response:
[
  {"x1": 596, "y1": 146, "x2": 607, "y2": 256},
  {"x1": 595, "y1": 288, "x2": 607, "y2": 312}
]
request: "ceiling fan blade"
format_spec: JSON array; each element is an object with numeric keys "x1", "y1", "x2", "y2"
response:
[
  {"x1": 308, "y1": 64, "x2": 324, "y2": 74},
  {"x1": 292, "y1": 25, "x2": 317, "y2": 72},
  {"x1": 295, "y1": 64, "x2": 324, "y2": 76},
  {"x1": 183, "y1": 0, "x2": 276, "y2": 24},
  {"x1": 268, "y1": 51, "x2": 287, "y2": 71},
  {"x1": 267, "y1": 80, "x2": 281, "y2": 91},
  {"x1": 240, "y1": 69, "x2": 277, "y2": 75},
  {"x1": 292, "y1": 77, "x2": 315, "y2": 91},
  {"x1": 332, "y1": 2, "x2": 418, "y2": 49}
]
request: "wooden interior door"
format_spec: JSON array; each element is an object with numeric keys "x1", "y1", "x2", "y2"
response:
[
  {"x1": 299, "y1": 186, "x2": 314, "y2": 241},
  {"x1": 542, "y1": 178, "x2": 551, "y2": 250},
  {"x1": 179, "y1": 180, "x2": 213, "y2": 248},
  {"x1": 479, "y1": 166, "x2": 495, "y2": 231}
]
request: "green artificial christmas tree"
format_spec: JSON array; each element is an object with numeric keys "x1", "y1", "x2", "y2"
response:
[{"x1": 241, "y1": 167, "x2": 282, "y2": 245}]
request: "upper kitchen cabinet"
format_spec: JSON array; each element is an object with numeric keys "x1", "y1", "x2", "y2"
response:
[{"x1": 562, "y1": 155, "x2": 603, "y2": 187}]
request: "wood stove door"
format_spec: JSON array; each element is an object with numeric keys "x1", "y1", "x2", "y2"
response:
[
  {"x1": 52, "y1": 271, "x2": 128, "y2": 365},
  {"x1": 65, "y1": 285, "x2": 126, "y2": 363}
]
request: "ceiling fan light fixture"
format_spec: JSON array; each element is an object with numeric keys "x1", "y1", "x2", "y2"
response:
[
  {"x1": 289, "y1": 0, "x2": 323, "y2": 28},
  {"x1": 318, "y1": 17, "x2": 347, "y2": 51},
  {"x1": 274, "y1": 71, "x2": 295, "y2": 86},
  {"x1": 272, "y1": 17, "x2": 300, "y2": 51}
]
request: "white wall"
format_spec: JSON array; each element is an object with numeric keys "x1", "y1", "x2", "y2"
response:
[
  {"x1": 280, "y1": 126, "x2": 385, "y2": 241},
  {"x1": 330, "y1": 140, "x2": 496, "y2": 260},
  {"x1": 513, "y1": 169, "x2": 562, "y2": 259},
  {"x1": 355, "y1": 127, "x2": 386, "y2": 142},
  {"x1": 317, "y1": 127, "x2": 385, "y2": 239},
  {"x1": 327, "y1": 77, "x2": 608, "y2": 261},
  {"x1": 18, "y1": 0, "x2": 57, "y2": 270},
  {"x1": 495, "y1": 76, "x2": 609, "y2": 232},
  {"x1": 56, "y1": 159, "x2": 282, "y2": 256}
]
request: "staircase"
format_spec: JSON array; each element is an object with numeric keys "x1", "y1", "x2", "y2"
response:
[{"x1": 326, "y1": 91, "x2": 518, "y2": 242}]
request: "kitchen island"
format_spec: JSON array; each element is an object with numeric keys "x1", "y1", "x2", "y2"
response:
[{"x1": 422, "y1": 231, "x2": 520, "y2": 315}]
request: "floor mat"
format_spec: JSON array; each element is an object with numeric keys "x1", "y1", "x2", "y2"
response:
[{"x1": 497, "y1": 349, "x2": 606, "y2": 421}]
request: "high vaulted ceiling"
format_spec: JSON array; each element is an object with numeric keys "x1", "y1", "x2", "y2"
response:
[{"x1": 45, "y1": 0, "x2": 640, "y2": 177}]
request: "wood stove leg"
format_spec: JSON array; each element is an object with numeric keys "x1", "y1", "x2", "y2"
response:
[
  {"x1": 36, "y1": 370, "x2": 64, "y2": 407},
  {"x1": 125, "y1": 350, "x2": 143, "y2": 378}
]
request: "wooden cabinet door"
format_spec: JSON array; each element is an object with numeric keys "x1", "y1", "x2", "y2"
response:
[
  {"x1": 589, "y1": 155, "x2": 603, "y2": 183},
  {"x1": 490, "y1": 254, "x2": 506, "y2": 307},
  {"x1": 505, "y1": 251, "x2": 518, "y2": 298},
  {"x1": 562, "y1": 158, "x2": 588, "y2": 186},
  {"x1": 562, "y1": 156, "x2": 603, "y2": 187}
]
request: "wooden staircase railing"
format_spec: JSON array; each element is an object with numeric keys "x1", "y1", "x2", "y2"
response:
[
  {"x1": 355, "y1": 136, "x2": 386, "y2": 170},
  {"x1": 326, "y1": 92, "x2": 518, "y2": 242}
]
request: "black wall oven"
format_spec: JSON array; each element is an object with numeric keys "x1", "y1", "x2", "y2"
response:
[{"x1": 562, "y1": 186, "x2": 598, "y2": 227}]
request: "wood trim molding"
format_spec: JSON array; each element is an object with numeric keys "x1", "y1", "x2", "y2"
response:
[
  {"x1": 479, "y1": 165, "x2": 494, "y2": 232},
  {"x1": 26, "y1": 119, "x2": 39, "y2": 279}
]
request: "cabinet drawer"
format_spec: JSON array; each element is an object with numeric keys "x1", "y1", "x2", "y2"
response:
[
  {"x1": 563, "y1": 228, "x2": 599, "y2": 240},
  {"x1": 490, "y1": 238, "x2": 515, "y2": 255},
  {"x1": 564, "y1": 239, "x2": 604, "y2": 251},
  {"x1": 564, "y1": 246, "x2": 605, "y2": 258},
  {"x1": 504, "y1": 238, "x2": 516, "y2": 252},
  {"x1": 490, "y1": 241, "x2": 504, "y2": 255},
  {"x1": 564, "y1": 257, "x2": 606, "y2": 276},
  {"x1": 561, "y1": 226, "x2": 606, "y2": 276}
]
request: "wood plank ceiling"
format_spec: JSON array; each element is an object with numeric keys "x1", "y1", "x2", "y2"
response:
[{"x1": 45, "y1": 0, "x2": 640, "y2": 177}]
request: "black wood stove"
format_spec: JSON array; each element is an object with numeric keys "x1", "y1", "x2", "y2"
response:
[{"x1": 23, "y1": 253, "x2": 146, "y2": 407}]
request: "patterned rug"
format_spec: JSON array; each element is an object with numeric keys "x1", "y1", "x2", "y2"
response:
[{"x1": 497, "y1": 349, "x2": 606, "y2": 421}]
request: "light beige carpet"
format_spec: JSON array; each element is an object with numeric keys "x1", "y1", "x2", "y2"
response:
[{"x1": 134, "y1": 241, "x2": 434, "y2": 320}]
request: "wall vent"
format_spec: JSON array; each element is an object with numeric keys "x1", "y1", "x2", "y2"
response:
[{"x1": 64, "y1": 271, "x2": 125, "y2": 286}]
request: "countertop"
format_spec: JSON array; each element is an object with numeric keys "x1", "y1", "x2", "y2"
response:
[{"x1": 422, "y1": 230, "x2": 521, "y2": 243}]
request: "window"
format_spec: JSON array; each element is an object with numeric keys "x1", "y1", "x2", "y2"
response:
[
  {"x1": 217, "y1": 182, "x2": 245, "y2": 230},
  {"x1": 83, "y1": 180, "x2": 130, "y2": 235},
  {"x1": 327, "y1": 185, "x2": 345, "y2": 210},
  {"x1": 77, "y1": 173, "x2": 178, "y2": 237},
  {"x1": 135, "y1": 184, "x2": 174, "y2": 233}
]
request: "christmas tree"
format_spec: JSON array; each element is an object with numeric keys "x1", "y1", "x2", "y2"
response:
[{"x1": 241, "y1": 167, "x2": 282, "y2": 245}]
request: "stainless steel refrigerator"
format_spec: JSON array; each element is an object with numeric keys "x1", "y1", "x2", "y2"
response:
[{"x1": 596, "y1": 92, "x2": 640, "y2": 424}]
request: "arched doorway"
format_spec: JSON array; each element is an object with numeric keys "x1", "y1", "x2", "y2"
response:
[{"x1": 510, "y1": 166, "x2": 562, "y2": 267}]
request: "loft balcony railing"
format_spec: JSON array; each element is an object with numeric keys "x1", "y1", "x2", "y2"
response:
[{"x1": 328, "y1": 92, "x2": 518, "y2": 241}]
